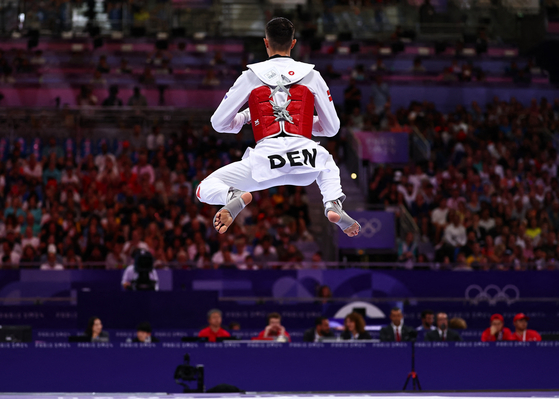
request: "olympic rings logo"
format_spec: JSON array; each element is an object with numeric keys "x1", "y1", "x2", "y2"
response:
[
  {"x1": 465, "y1": 284, "x2": 520, "y2": 305},
  {"x1": 356, "y1": 218, "x2": 382, "y2": 238}
]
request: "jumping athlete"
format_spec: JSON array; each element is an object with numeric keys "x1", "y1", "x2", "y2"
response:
[{"x1": 196, "y1": 17, "x2": 360, "y2": 237}]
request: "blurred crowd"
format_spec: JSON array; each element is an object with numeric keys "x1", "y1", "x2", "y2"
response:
[
  {"x1": 361, "y1": 95, "x2": 559, "y2": 270},
  {"x1": 0, "y1": 123, "x2": 321, "y2": 270}
]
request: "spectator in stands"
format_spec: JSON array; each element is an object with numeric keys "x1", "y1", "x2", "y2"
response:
[
  {"x1": 21, "y1": 226, "x2": 39, "y2": 250},
  {"x1": 210, "y1": 51, "x2": 226, "y2": 66},
  {"x1": 105, "y1": 236, "x2": 127, "y2": 270},
  {"x1": 304, "y1": 317, "x2": 335, "y2": 342},
  {"x1": 351, "y1": 64, "x2": 366, "y2": 81},
  {"x1": 23, "y1": 154, "x2": 42, "y2": 181},
  {"x1": 85, "y1": 316, "x2": 109, "y2": 342},
  {"x1": 419, "y1": 0, "x2": 436, "y2": 23},
  {"x1": 476, "y1": 28, "x2": 488, "y2": 54},
  {"x1": 211, "y1": 243, "x2": 236, "y2": 268},
  {"x1": 30, "y1": 50, "x2": 46, "y2": 66},
  {"x1": 253, "y1": 235, "x2": 278, "y2": 265},
  {"x1": 116, "y1": 59, "x2": 132, "y2": 74},
  {"x1": 466, "y1": 242, "x2": 484, "y2": 267},
  {"x1": 40, "y1": 244, "x2": 63, "y2": 270},
  {"x1": 380, "y1": 307, "x2": 416, "y2": 342},
  {"x1": 371, "y1": 58, "x2": 386, "y2": 72},
  {"x1": 424, "y1": 312, "x2": 463, "y2": 341},
  {"x1": 133, "y1": 322, "x2": 160, "y2": 343},
  {"x1": 344, "y1": 78, "x2": 361, "y2": 115},
  {"x1": 147, "y1": 126, "x2": 165, "y2": 151},
  {"x1": 131, "y1": 151, "x2": 155, "y2": 185},
  {"x1": 416, "y1": 309, "x2": 436, "y2": 331},
  {"x1": 96, "y1": 55, "x2": 111, "y2": 74},
  {"x1": 155, "y1": 59, "x2": 173, "y2": 75},
  {"x1": 147, "y1": 49, "x2": 172, "y2": 66},
  {"x1": 139, "y1": 66, "x2": 155, "y2": 84},
  {"x1": 198, "y1": 309, "x2": 231, "y2": 342},
  {"x1": 128, "y1": 86, "x2": 148, "y2": 107},
  {"x1": 256, "y1": 312, "x2": 291, "y2": 341},
  {"x1": 43, "y1": 158, "x2": 61, "y2": 186},
  {"x1": 481, "y1": 314, "x2": 513, "y2": 341},
  {"x1": 20, "y1": 245, "x2": 39, "y2": 267},
  {"x1": 41, "y1": 137, "x2": 64, "y2": 160},
  {"x1": 398, "y1": 231, "x2": 418, "y2": 266},
  {"x1": 76, "y1": 85, "x2": 98, "y2": 106},
  {"x1": 1, "y1": 241, "x2": 20, "y2": 267},
  {"x1": 439, "y1": 213, "x2": 467, "y2": 260},
  {"x1": 90, "y1": 70, "x2": 107, "y2": 86},
  {"x1": 102, "y1": 85, "x2": 123, "y2": 107},
  {"x1": 511, "y1": 313, "x2": 541, "y2": 342},
  {"x1": 341, "y1": 312, "x2": 371, "y2": 340},
  {"x1": 63, "y1": 246, "x2": 82, "y2": 269}
]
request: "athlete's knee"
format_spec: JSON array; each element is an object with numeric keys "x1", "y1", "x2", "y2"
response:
[{"x1": 196, "y1": 177, "x2": 225, "y2": 204}]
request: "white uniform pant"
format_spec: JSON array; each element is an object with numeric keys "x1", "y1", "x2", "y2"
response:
[{"x1": 196, "y1": 139, "x2": 344, "y2": 206}]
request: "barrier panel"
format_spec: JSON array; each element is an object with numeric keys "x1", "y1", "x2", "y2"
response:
[{"x1": 0, "y1": 342, "x2": 557, "y2": 392}]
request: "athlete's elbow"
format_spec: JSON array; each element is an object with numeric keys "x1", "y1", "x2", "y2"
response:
[
  {"x1": 210, "y1": 115, "x2": 228, "y2": 133},
  {"x1": 326, "y1": 120, "x2": 341, "y2": 137}
]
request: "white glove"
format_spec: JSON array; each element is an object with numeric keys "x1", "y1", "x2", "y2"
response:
[{"x1": 240, "y1": 108, "x2": 251, "y2": 125}]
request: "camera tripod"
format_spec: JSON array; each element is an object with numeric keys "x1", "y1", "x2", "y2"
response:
[{"x1": 403, "y1": 340, "x2": 421, "y2": 391}]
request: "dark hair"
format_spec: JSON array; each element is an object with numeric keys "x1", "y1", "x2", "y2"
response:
[
  {"x1": 85, "y1": 316, "x2": 101, "y2": 337},
  {"x1": 391, "y1": 307, "x2": 402, "y2": 313},
  {"x1": 344, "y1": 312, "x2": 366, "y2": 334},
  {"x1": 421, "y1": 309, "x2": 434, "y2": 319},
  {"x1": 265, "y1": 17, "x2": 295, "y2": 52},
  {"x1": 137, "y1": 322, "x2": 152, "y2": 333},
  {"x1": 268, "y1": 312, "x2": 281, "y2": 322},
  {"x1": 315, "y1": 316, "x2": 328, "y2": 326}
]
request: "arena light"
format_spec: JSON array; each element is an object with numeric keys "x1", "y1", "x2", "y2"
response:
[{"x1": 351, "y1": 173, "x2": 357, "y2": 180}]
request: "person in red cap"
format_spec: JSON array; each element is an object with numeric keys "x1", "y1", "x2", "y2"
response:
[
  {"x1": 481, "y1": 314, "x2": 513, "y2": 341},
  {"x1": 511, "y1": 313, "x2": 541, "y2": 342}
]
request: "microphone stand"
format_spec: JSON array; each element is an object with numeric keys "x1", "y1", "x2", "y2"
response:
[{"x1": 403, "y1": 334, "x2": 421, "y2": 391}]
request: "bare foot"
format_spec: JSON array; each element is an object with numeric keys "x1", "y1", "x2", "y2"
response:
[
  {"x1": 343, "y1": 222, "x2": 360, "y2": 237},
  {"x1": 214, "y1": 192, "x2": 252, "y2": 234},
  {"x1": 327, "y1": 211, "x2": 360, "y2": 237}
]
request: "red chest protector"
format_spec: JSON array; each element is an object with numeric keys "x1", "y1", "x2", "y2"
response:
[{"x1": 248, "y1": 84, "x2": 314, "y2": 142}]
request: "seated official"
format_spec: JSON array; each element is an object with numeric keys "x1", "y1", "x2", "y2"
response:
[
  {"x1": 198, "y1": 309, "x2": 231, "y2": 342},
  {"x1": 380, "y1": 307, "x2": 416, "y2": 342},
  {"x1": 424, "y1": 312, "x2": 463, "y2": 342},
  {"x1": 256, "y1": 312, "x2": 291, "y2": 341},
  {"x1": 304, "y1": 317, "x2": 335, "y2": 342},
  {"x1": 416, "y1": 309, "x2": 436, "y2": 332},
  {"x1": 481, "y1": 313, "x2": 513, "y2": 341},
  {"x1": 511, "y1": 313, "x2": 541, "y2": 342},
  {"x1": 85, "y1": 316, "x2": 109, "y2": 343},
  {"x1": 341, "y1": 312, "x2": 372, "y2": 340},
  {"x1": 132, "y1": 322, "x2": 160, "y2": 343},
  {"x1": 121, "y1": 250, "x2": 159, "y2": 291}
]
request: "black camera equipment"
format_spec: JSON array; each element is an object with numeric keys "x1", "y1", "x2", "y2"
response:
[
  {"x1": 174, "y1": 354, "x2": 205, "y2": 393},
  {"x1": 132, "y1": 249, "x2": 156, "y2": 291}
]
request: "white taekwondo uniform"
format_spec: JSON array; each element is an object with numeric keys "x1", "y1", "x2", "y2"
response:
[{"x1": 196, "y1": 56, "x2": 345, "y2": 206}]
